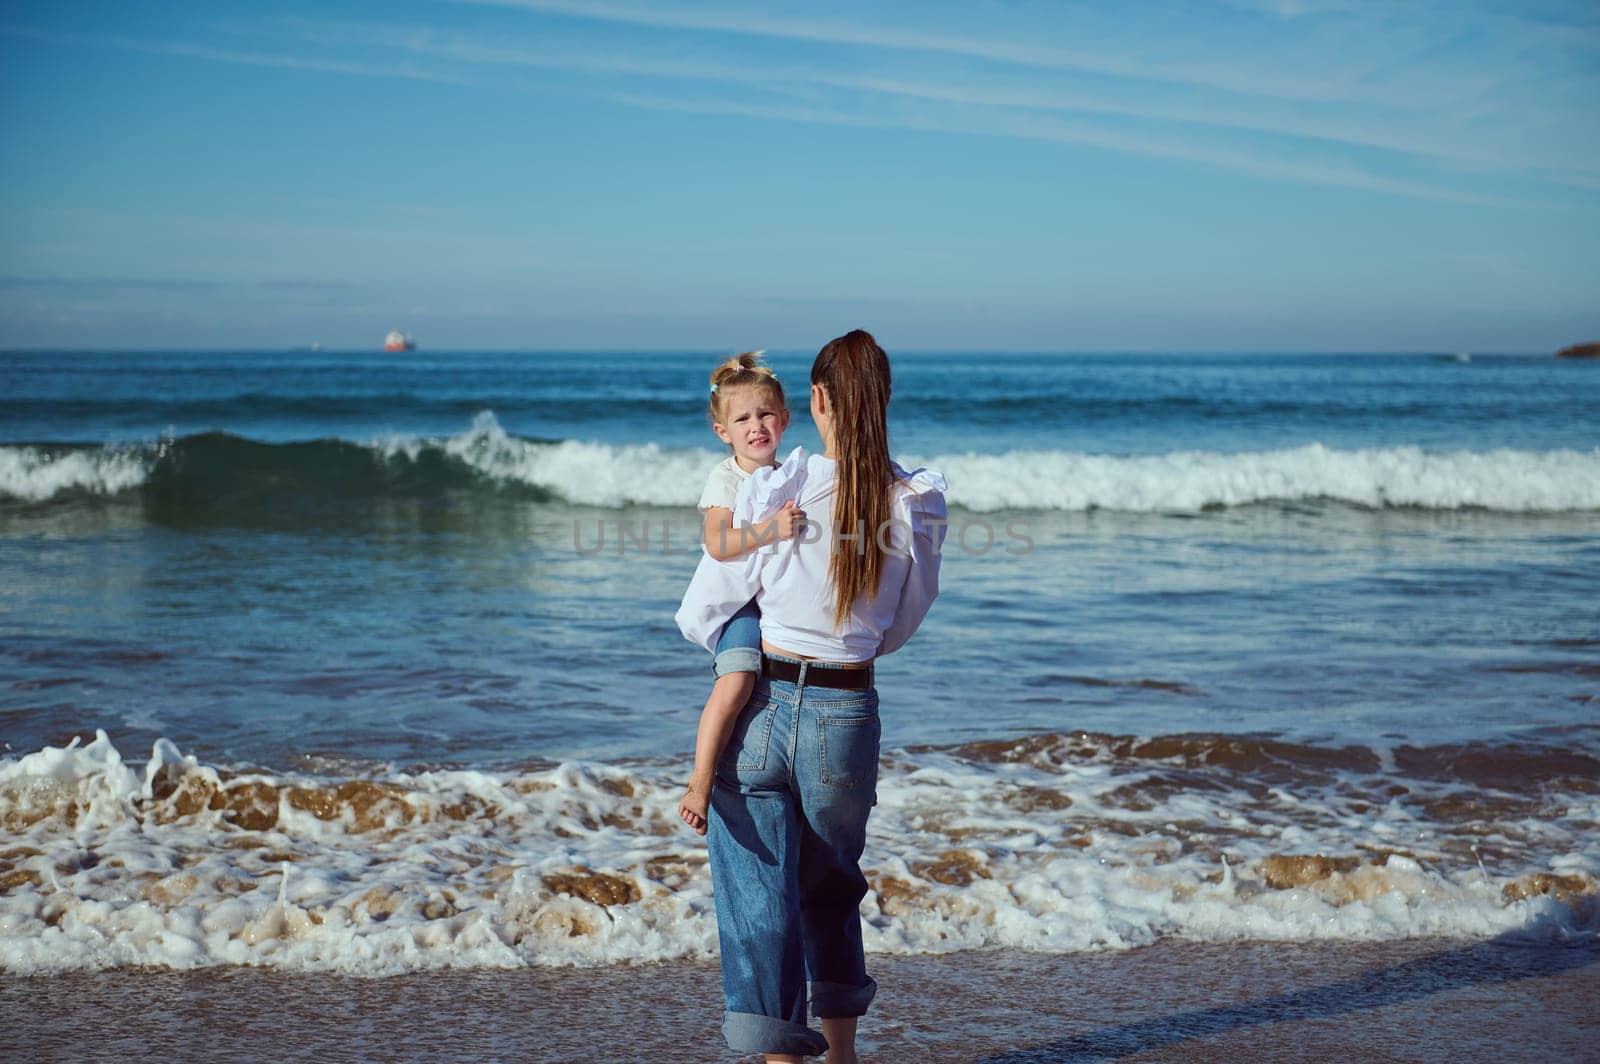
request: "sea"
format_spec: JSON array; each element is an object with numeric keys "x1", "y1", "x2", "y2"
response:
[{"x1": 1, "y1": 348, "x2": 1597, "y2": 976}]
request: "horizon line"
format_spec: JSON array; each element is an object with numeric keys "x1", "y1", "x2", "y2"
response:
[{"x1": 0, "y1": 346, "x2": 1569, "y2": 357}]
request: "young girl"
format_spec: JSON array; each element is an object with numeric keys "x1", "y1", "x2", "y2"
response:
[{"x1": 678, "y1": 351, "x2": 806, "y2": 835}]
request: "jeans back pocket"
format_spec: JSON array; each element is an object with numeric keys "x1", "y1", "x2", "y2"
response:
[
  {"x1": 726, "y1": 698, "x2": 777, "y2": 773},
  {"x1": 817, "y1": 713, "x2": 880, "y2": 788}
]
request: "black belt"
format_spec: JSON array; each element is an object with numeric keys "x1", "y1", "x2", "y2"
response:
[{"x1": 760, "y1": 653, "x2": 874, "y2": 690}]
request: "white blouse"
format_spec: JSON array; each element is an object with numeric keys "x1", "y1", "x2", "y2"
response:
[
  {"x1": 675, "y1": 446, "x2": 948, "y2": 663},
  {"x1": 696, "y1": 455, "x2": 752, "y2": 512}
]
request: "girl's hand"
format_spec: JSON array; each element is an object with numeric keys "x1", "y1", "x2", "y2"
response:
[
  {"x1": 775, "y1": 499, "x2": 807, "y2": 540},
  {"x1": 678, "y1": 783, "x2": 709, "y2": 836}
]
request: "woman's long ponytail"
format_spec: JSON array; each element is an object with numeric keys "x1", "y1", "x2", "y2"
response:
[{"x1": 812, "y1": 329, "x2": 896, "y2": 630}]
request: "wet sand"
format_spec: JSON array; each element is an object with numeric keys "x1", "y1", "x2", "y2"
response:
[{"x1": 4, "y1": 935, "x2": 1596, "y2": 1062}]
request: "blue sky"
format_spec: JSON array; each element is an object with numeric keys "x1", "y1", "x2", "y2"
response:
[{"x1": 2, "y1": 0, "x2": 1597, "y2": 351}]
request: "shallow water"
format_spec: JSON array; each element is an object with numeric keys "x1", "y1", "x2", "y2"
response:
[{"x1": 2, "y1": 498, "x2": 1595, "y2": 766}]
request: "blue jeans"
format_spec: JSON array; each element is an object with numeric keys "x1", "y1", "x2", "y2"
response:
[
  {"x1": 713, "y1": 599, "x2": 762, "y2": 678},
  {"x1": 707, "y1": 662, "x2": 880, "y2": 1057}
]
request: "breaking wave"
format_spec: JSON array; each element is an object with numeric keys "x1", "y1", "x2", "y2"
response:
[{"x1": 3, "y1": 412, "x2": 1599, "y2": 513}]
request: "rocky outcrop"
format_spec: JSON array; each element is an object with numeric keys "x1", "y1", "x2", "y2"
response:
[{"x1": 1555, "y1": 342, "x2": 1600, "y2": 359}]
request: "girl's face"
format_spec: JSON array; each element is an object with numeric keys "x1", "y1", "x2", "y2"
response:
[{"x1": 713, "y1": 385, "x2": 789, "y2": 469}]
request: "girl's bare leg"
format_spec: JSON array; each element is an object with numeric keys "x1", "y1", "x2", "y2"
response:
[{"x1": 678, "y1": 671, "x2": 756, "y2": 834}]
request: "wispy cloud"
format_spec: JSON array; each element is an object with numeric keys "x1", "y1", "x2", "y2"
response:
[
  {"x1": 612, "y1": 93, "x2": 1533, "y2": 208},
  {"x1": 10, "y1": 8, "x2": 1594, "y2": 207},
  {"x1": 441, "y1": 4, "x2": 1600, "y2": 191},
  {"x1": 452, "y1": 0, "x2": 1584, "y2": 109},
  {"x1": 0, "y1": 276, "x2": 228, "y2": 292},
  {"x1": 0, "y1": 25, "x2": 467, "y2": 84},
  {"x1": 287, "y1": 16, "x2": 1595, "y2": 191},
  {"x1": 450, "y1": 0, "x2": 1333, "y2": 101},
  {"x1": 342, "y1": 25, "x2": 1460, "y2": 166},
  {"x1": 0, "y1": 276, "x2": 369, "y2": 293},
  {"x1": 1554, "y1": 172, "x2": 1600, "y2": 192}
]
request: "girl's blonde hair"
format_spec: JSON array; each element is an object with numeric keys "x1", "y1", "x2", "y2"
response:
[
  {"x1": 708, "y1": 350, "x2": 785, "y2": 424},
  {"x1": 811, "y1": 329, "x2": 898, "y2": 630}
]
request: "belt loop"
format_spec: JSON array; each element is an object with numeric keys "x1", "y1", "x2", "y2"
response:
[{"x1": 796, "y1": 660, "x2": 808, "y2": 689}]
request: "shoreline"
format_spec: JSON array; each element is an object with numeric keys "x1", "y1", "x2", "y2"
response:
[{"x1": 6, "y1": 935, "x2": 1595, "y2": 1062}]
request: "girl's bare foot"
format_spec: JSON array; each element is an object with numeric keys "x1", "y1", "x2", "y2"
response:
[{"x1": 678, "y1": 783, "x2": 709, "y2": 835}]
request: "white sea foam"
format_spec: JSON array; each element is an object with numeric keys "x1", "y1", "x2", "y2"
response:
[
  {"x1": 1, "y1": 731, "x2": 1592, "y2": 975},
  {"x1": 919, "y1": 443, "x2": 1600, "y2": 512},
  {"x1": 0, "y1": 444, "x2": 153, "y2": 502}
]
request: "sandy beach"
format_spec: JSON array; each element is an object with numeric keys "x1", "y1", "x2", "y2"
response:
[{"x1": 6, "y1": 934, "x2": 1595, "y2": 1062}]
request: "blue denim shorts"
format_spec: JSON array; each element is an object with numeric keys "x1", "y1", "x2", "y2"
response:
[{"x1": 712, "y1": 598, "x2": 762, "y2": 678}]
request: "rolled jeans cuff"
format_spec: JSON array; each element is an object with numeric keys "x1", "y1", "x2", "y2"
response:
[
  {"x1": 811, "y1": 976, "x2": 878, "y2": 1019},
  {"x1": 712, "y1": 646, "x2": 761, "y2": 678},
  {"x1": 722, "y1": 1011, "x2": 830, "y2": 1056}
]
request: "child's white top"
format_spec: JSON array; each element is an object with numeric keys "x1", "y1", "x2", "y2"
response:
[
  {"x1": 697, "y1": 456, "x2": 751, "y2": 512},
  {"x1": 676, "y1": 446, "x2": 948, "y2": 662}
]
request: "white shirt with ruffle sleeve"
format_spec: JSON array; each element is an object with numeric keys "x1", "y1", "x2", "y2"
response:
[
  {"x1": 674, "y1": 446, "x2": 948, "y2": 663},
  {"x1": 696, "y1": 455, "x2": 751, "y2": 513}
]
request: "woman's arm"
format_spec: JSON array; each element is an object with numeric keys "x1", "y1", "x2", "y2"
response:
[{"x1": 878, "y1": 478, "x2": 950, "y2": 656}]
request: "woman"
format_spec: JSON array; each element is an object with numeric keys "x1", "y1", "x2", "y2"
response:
[{"x1": 676, "y1": 329, "x2": 948, "y2": 1062}]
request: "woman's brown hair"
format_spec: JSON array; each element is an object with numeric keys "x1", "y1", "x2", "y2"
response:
[{"x1": 812, "y1": 329, "x2": 896, "y2": 629}]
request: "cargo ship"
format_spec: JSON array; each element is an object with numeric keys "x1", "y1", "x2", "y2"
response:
[{"x1": 384, "y1": 330, "x2": 417, "y2": 352}]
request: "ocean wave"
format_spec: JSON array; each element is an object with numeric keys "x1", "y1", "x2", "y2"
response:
[
  {"x1": 373, "y1": 412, "x2": 713, "y2": 507},
  {"x1": 920, "y1": 443, "x2": 1600, "y2": 512},
  {"x1": 1, "y1": 730, "x2": 1593, "y2": 975},
  {"x1": 3, "y1": 412, "x2": 1599, "y2": 513}
]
